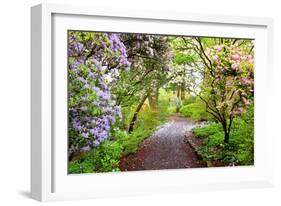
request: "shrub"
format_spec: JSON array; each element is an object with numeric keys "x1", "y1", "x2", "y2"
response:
[
  {"x1": 68, "y1": 32, "x2": 127, "y2": 155},
  {"x1": 111, "y1": 108, "x2": 161, "y2": 156},
  {"x1": 69, "y1": 140, "x2": 123, "y2": 174},
  {"x1": 193, "y1": 123, "x2": 222, "y2": 138},
  {"x1": 192, "y1": 106, "x2": 254, "y2": 165},
  {"x1": 118, "y1": 128, "x2": 150, "y2": 155},
  {"x1": 168, "y1": 106, "x2": 177, "y2": 114},
  {"x1": 180, "y1": 102, "x2": 211, "y2": 121},
  {"x1": 137, "y1": 107, "x2": 161, "y2": 131}
]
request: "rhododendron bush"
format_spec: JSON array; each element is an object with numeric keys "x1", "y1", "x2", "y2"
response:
[
  {"x1": 68, "y1": 31, "x2": 129, "y2": 156},
  {"x1": 199, "y1": 40, "x2": 254, "y2": 143}
]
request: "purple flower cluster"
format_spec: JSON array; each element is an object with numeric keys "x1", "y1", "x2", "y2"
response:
[
  {"x1": 108, "y1": 33, "x2": 130, "y2": 66},
  {"x1": 68, "y1": 35, "x2": 84, "y2": 56},
  {"x1": 69, "y1": 63, "x2": 122, "y2": 147},
  {"x1": 68, "y1": 31, "x2": 128, "y2": 153}
]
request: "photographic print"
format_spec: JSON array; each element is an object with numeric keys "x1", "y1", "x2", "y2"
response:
[{"x1": 68, "y1": 31, "x2": 254, "y2": 174}]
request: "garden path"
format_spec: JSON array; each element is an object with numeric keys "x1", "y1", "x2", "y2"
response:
[{"x1": 120, "y1": 113, "x2": 206, "y2": 171}]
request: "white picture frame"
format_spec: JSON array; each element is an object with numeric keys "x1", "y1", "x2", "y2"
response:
[{"x1": 31, "y1": 3, "x2": 274, "y2": 202}]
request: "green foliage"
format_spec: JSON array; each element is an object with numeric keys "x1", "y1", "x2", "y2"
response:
[
  {"x1": 193, "y1": 123, "x2": 222, "y2": 139},
  {"x1": 174, "y1": 52, "x2": 197, "y2": 65},
  {"x1": 116, "y1": 127, "x2": 150, "y2": 155},
  {"x1": 180, "y1": 101, "x2": 211, "y2": 121},
  {"x1": 122, "y1": 108, "x2": 169, "y2": 155},
  {"x1": 157, "y1": 90, "x2": 175, "y2": 120},
  {"x1": 69, "y1": 140, "x2": 123, "y2": 174},
  {"x1": 192, "y1": 106, "x2": 254, "y2": 165},
  {"x1": 168, "y1": 106, "x2": 177, "y2": 114},
  {"x1": 111, "y1": 108, "x2": 163, "y2": 156},
  {"x1": 182, "y1": 95, "x2": 196, "y2": 105},
  {"x1": 137, "y1": 108, "x2": 161, "y2": 130}
]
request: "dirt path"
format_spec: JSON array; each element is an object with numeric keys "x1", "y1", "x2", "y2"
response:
[{"x1": 120, "y1": 114, "x2": 206, "y2": 171}]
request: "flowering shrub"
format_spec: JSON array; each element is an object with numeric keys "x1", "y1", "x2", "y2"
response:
[
  {"x1": 208, "y1": 43, "x2": 254, "y2": 116},
  {"x1": 68, "y1": 31, "x2": 129, "y2": 156},
  {"x1": 200, "y1": 41, "x2": 254, "y2": 143}
]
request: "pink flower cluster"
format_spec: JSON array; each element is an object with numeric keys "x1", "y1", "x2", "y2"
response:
[
  {"x1": 232, "y1": 107, "x2": 246, "y2": 115},
  {"x1": 240, "y1": 77, "x2": 253, "y2": 85},
  {"x1": 208, "y1": 43, "x2": 254, "y2": 118},
  {"x1": 213, "y1": 45, "x2": 223, "y2": 51}
]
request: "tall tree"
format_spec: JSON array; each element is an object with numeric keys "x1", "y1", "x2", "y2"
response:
[{"x1": 114, "y1": 34, "x2": 173, "y2": 131}]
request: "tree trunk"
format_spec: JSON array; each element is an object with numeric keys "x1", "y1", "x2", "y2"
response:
[
  {"x1": 224, "y1": 132, "x2": 230, "y2": 143},
  {"x1": 148, "y1": 84, "x2": 159, "y2": 110},
  {"x1": 148, "y1": 94, "x2": 157, "y2": 110},
  {"x1": 181, "y1": 82, "x2": 185, "y2": 101},
  {"x1": 176, "y1": 87, "x2": 181, "y2": 113},
  {"x1": 128, "y1": 94, "x2": 148, "y2": 133},
  {"x1": 222, "y1": 121, "x2": 230, "y2": 143}
]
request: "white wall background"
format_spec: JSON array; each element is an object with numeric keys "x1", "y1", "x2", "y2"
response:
[{"x1": 0, "y1": 0, "x2": 280, "y2": 205}]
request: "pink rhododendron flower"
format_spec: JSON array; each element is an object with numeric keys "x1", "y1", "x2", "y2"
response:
[
  {"x1": 231, "y1": 54, "x2": 240, "y2": 61},
  {"x1": 236, "y1": 107, "x2": 246, "y2": 113},
  {"x1": 248, "y1": 58, "x2": 254, "y2": 63},
  {"x1": 241, "y1": 77, "x2": 253, "y2": 85},
  {"x1": 232, "y1": 107, "x2": 246, "y2": 115},
  {"x1": 212, "y1": 54, "x2": 219, "y2": 61},
  {"x1": 242, "y1": 97, "x2": 250, "y2": 105},
  {"x1": 214, "y1": 45, "x2": 223, "y2": 51},
  {"x1": 231, "y1": 63, "x2": 239, "y2": 70}
]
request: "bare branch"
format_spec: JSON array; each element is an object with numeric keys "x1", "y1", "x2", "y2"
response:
[{"x1": 194, "y1": 38, "x2": 213, "y2": 69}]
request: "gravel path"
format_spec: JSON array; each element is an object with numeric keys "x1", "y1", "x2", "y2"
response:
[{"x1": 120, "y1": 114, "x2": 206, "y2": 171}]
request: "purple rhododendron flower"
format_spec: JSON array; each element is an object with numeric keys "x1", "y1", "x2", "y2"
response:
[
  {"x1": 81, "y1": 145, "x2": 91, "y2": 152},
  {"x1": 68, "y1": 32, "x2": 126, "y2": 153}
]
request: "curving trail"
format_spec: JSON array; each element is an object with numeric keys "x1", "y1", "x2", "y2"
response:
[{"x1": 120, "y1": 114, "x2": 206, "y2": 171}]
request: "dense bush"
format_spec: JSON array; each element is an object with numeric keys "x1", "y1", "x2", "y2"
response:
[
  {"x1": 115, "y1": 128, "x2": 150, "y2": 155},
  {"x1": 193, "y1": 123, "x2": 222, "y2": 139},
  {"x1": 69, "y1": 140, "x2": 123, "y2": 173},
  {"x1": 192, "y1": 106, "x2": 254, "y2": 165},
  {"x1": 180, "y1": 101, "x2": 211, "y2": 121}
]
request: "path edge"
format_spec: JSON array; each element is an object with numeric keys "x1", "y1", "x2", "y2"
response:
[{"x1": 184, "y1": 132, "x2": 211, "y2": 167}]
